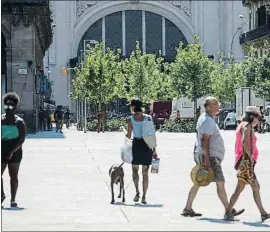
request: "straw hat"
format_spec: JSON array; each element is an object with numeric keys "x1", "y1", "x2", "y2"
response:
[
  {"x1": 245, "y1": 106, "x2": 261, "y2": 116},
  {"x1": 190, "y1": 164, "x2": 214, "y2": 187}
]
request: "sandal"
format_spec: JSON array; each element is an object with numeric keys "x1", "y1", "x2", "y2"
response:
[
  {"x1": 224, "y1": 212, "x2": 235, "y2": 221},
  {"x1": 232, "y1": 208, "x2": 245, "y2": 216},
  {"x1": 10, "y1": 201, "x2": 17, "y2": 208},
  {"x1": 261, "y1": 213, "x2": 270, "y2": 222},
  {"x1": 141, "y1": 196, "x2": 147, "y2": 205},
  {"x1": 181, "y1": 208, "x2": 202, "y2": 217},
  {"x1": 133, "y1": 193, "x2": 140, "y2": 203}
]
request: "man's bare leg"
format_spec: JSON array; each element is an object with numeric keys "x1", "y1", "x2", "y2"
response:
[
  {"x1": 185, "y1": 184, "x2": 200, "y2": 210},
  {"x1": 182, "y1": 184, "x2": 202, "y2": 217},
  {"x1": 216, "y1": 181, "x2": 229, "y2": 210}
]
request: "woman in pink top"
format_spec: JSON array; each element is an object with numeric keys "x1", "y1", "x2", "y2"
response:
[{"x1": 225, "y1": 106, "x2": 270, "y2": 222}]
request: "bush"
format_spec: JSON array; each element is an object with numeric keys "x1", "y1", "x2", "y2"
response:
[
  {"x1": 162, "y1": 119, "x2": 196, "y2": 133},
  {"x1": 86, "y1": 117, "x2": 127, "y2": 132}
]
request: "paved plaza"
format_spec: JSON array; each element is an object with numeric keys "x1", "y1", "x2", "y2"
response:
[{"x1": 1, "y1": 128, "x2": 270, "y2": 231}]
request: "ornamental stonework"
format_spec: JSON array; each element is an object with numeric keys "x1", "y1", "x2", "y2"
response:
[
  {"x1": 76, "y1": 1, "x2": 192, "y2": 19},
  {"x1": 169, "y1": 1, "x2": 192, "y2": 19},
  {"x1": 76, "y1": 0, "x2": 97, "y2": 18}
]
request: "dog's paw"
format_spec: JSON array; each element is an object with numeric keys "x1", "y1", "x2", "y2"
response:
[
  {"x1": 110, "y1": 200, "x2": 115, "y2": 204},
  {"x1": 117, "y1": 195, "x2": 121, "y2": 199},
  {"x1": 122, "y1": 198, "x2": 125, "y2": 203}
]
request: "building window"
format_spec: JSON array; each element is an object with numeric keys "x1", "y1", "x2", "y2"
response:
[
  {"x1": 145, "y1": 11, "x2": 162, "y2": 55},
  {"x1": 126, "y1": 10, "x2": 142, "y2": 56},
  {"x1": 78, "y1": 10, "x2": 187, "y2": 61},
  {"x1": 105, "y1": 12, "x2": 122, "y2": 51},
  {"x1": 257, "y1": 6, "x2": 266, "y2": 27},
  {"x1": 165, "y1": 18, "x2": 187, "y2": 62},
  {"x1": 78, "y1": 18, "x2": 102, "y2": 57}
]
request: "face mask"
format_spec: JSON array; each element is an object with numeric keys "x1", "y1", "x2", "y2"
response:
[{"x1": 4, "y1": 105, "x2": 14, "y2": 110}]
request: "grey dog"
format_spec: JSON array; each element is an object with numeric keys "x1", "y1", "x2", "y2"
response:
[{"x1": 109, "y1": 162, "x2": 125, "y2": 204}]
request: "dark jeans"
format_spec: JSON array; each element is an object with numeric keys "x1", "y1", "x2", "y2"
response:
[
  {"x1": 47, "y1": 118, "x2": 52, "y2": 130},
  {"x1": 39, "y1": 119, "x2": 46, "y2": 131}
]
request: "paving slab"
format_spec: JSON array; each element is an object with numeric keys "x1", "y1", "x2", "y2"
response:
[{"x1": 1, "y1": 128, "x2": 270, "y2": 231}]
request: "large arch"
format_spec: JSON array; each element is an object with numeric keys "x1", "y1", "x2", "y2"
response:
[
  {"x1": 71, "y1": 0, "x2": 195, "y2": 57},
  {"x1": 1, "y1": 24, "x2": 11, "y2": 49}
]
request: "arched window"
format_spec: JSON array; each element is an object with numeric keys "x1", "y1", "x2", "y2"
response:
[{"x1": 78, "y1": 10, "x2": 187, "y2": 61}]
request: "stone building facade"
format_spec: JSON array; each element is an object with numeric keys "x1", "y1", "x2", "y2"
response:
[
  {"x1": 240, "y1": 0, "x2": 270, "y2": 55},
  {"x1": 45, "y1": 0, "x2": 249, "y2": 111},
  {"x1": 1, "y1": 0, "x2": 53, "y2": 132}
]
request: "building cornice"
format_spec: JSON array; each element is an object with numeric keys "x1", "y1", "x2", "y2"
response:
[{"x1": 1, "y1": 1, "x2": 53, "y2": 54}]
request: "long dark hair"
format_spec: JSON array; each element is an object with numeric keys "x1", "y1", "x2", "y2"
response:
[{"x1": 241, "y1": 112, "x2": 256, "y2": 124}]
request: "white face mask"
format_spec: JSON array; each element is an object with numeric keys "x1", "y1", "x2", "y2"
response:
[{"x1": 4, "y1": 105, "x2": 14, "y2": 110}]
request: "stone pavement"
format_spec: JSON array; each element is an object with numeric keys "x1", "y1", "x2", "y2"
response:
[{"x1": 1, "y1": 128, "x2": 270, "y2": 231}]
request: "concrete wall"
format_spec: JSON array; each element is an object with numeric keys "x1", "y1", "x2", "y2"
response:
[{"x1": 1, "y1": 15, "x2": 44, "y2": 132}]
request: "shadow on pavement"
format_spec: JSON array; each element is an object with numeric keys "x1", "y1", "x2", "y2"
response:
[
  {"x1": 198, "y1": 217, "x2": 239, "y2": 224},
  {"x1": 26, "y1": 130, "x2": 65, "y2": 139},
  {"x1": 242, "y1": 221, "x2": 270, "y2": 228},
  {"x1": 2, "y1": 207, "x2": 26, "y2": 211},
  {"x1": 113, "y1": 202, "x2": 163, "y2": 208}
]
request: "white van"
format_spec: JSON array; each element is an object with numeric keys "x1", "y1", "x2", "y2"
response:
[{"x1": 223, "y1": 112, "x2": 237, "y2": 130}]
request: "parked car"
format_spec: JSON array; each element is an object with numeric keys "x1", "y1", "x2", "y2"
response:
[
  {"x1": 223, "y1": 112, "x2": 237, "y2": 130},
  {"x1": 264, "y1": 106, "x2": 270, "y2": 132}
]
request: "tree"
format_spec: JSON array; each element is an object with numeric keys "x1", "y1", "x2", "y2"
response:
[
  {"x1": 124, "y1": 41, "x2": 162, "y2": 103},
  {"x1": 155, "y1": 58, "x2": 174, "y2": 101},
  {"x1": 170, "y1": 36, "x2": 213, "y2": 114},
  {"x1": 211, "y1": 56, "x2": 245, "y2": 103},
  {"x1": 72, "y1": 43, "x2": 122, "y2": 109},
  {"x1": 253, "y1": 55, "x2": 270, "y2": 101},
  {"x1": 240, "y1": 48, "x2": 270, "y2": 101}
]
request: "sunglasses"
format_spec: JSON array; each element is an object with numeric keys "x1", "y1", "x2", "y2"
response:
[{"x1": 4, "y1": 105, "x2": 15, "y2": 110}]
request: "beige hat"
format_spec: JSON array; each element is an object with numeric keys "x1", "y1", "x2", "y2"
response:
[
  {"x1": 190, "y1": 164, "x2": 214, "y2": 187},
  {"x1": 245, "y1": 106, "x2": 261, "y2": 116}
]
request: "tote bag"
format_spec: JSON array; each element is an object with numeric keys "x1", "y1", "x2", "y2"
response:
[{"x1": 142, "y1": 115, "x2": 157, "y2": 149}]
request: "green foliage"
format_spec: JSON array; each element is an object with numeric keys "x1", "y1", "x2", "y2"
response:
[
  {"x1": 124, "y1": 42, "x2": 171, "y2": 103},
  {"x1": 72, "y1": 38, "x2": 270, "y2": 112},
  {"x1": 170, "y1": 36, "x2": 213, "y2": 102},
  {"x1": 211, "y1": 56, "x2": 245, "y2": 103},
  {"x1": 162, "y1": 119, "x2": 196, "y2": 133},
  {"x1": 86, "y1": 117, "x2": 127, "y2": 132},
  {"x1": 240, "y1": 49, "x2": 270, "y2": 100},
  {"x1": 72, "y1": 43, "x2": 122, "y2": 105}
]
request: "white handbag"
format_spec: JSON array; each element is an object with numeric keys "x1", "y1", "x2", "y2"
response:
[
  {"x1": 120, "y1": 137, "x2": 133, "y2": 163},
  {"x1": 142, "y1": 115, "x2": 157, "y2": 149}
]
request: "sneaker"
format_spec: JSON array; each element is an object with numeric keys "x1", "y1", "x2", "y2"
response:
[{"x1": 10, "y1": 201, "x2": 17, "y2": 208}]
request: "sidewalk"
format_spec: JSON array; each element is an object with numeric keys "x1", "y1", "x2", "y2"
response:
[{"x1": 2, "y1": 128, "x2": 270, "y2": 231}]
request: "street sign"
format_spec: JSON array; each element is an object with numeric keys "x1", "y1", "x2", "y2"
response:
[{"x1": 18, "y1": 68, "x2": 27, "y2": 75}]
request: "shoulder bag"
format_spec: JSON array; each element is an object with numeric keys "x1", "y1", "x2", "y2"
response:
[{"x1": 142, "y1": 114, "x2": 157, "y2": 149}]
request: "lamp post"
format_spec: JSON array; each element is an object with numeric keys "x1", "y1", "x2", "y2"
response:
[
  {"x1": 230, "y1": 26, "x2": 243, "y2": 58},
  {"x1": 81, "y1": 39, "x2": 98, "y2": 133}
]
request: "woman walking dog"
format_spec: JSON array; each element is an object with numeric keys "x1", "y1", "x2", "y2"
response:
[
  {"x1": 126, "y1": 99, "x2": 156, "y2": 204},
  {"x1": 1, "y1": 92, "x2": 26, "y2": 208},
  {"x1": 225, "y1": 106, "x2": 270, "y2": 221}
]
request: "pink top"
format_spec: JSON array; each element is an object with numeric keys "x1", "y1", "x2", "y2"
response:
[{"x1": 235, "y1": 123, "x2": 259, "y2": 163}]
